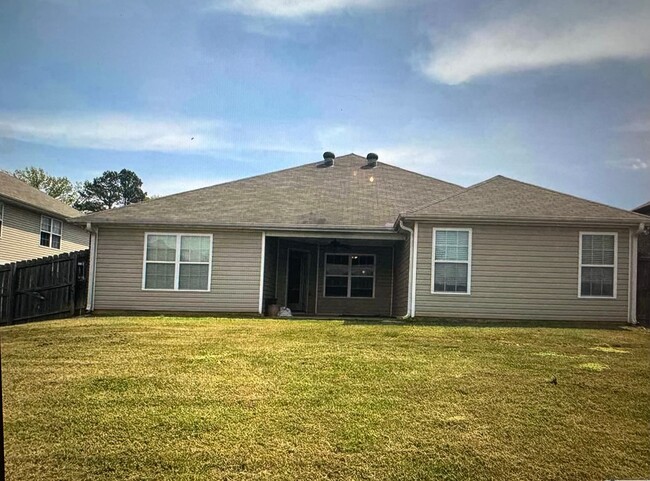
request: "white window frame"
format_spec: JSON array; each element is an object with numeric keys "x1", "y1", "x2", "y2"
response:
[
  {"x1": 431, "y1": 227, "x2": 473, "y2": 295},
  {"x1": 141, "y1": 232, "x2": 213, "y2": 292},
  {"x1": 40, "y1": 215, "x2": 63, "y2": 249},
  {"x1": 0, "y1": 202, "x2": 4, "y2": 238},
  {"x1": 578, "y1": 232, "x2": 617, "y2": 299},
  {"x1": 323, "y1": 253, "x2": 376, "y2": 299}
]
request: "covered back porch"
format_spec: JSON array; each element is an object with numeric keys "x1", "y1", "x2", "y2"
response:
[{"x1": 262, "y1": 232, "x2": 410, "y2": 317}]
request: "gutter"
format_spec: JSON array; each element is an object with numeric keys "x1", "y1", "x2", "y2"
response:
[
  {"x1": 399, "y1": 214, "x2": 648, "y2": 228},
  {"x1": 65, "y1": 220, "x2": 399, "y2": 233},
  {"x1": 0, "y1": 195, "x2": 80, "y2": 220},
  {"x1": 85, "y1": 222, "x2": 99, "y2": 313},
  {"x1": 398, "y1": 220, "x2": 414, "y2": 319}
]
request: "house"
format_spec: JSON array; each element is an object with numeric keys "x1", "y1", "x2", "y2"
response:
[
  {"x1": 0, "y1": 171, "x2": 89, "y2": 264},
  {"x1": 633, "y1": 201, "x2": 650, "y2": 257},
  {"x1": 71, "y1": 153, "x2": 649, "y2": 322}
]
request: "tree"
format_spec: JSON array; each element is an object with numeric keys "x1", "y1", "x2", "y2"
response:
[
  {"x1": 13, "y1": 167, "x2": 77, "y2": 205},
  {"x1": 74, "y1": 169, "x2": 147, "y2": 212}
]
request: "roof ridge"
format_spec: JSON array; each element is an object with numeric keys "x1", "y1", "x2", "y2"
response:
[
  {"x1": 494, "y1": 175, "x2": 649, "y2": 220},
  {"x1": 0, "y1": 170, "x2": 81, "y2": 217},
  {"x1": 632, "y1": 200, "x2": 650, "y2": 212},
  {"x1": 79, "y1": 153, "x2": 460, "y2": 219},
  {"x1": 405, "y1": 175, "x2": 501, "y2": 215},
  {"x1": 403, "y1": 174, "x2": 648, "y2": 222},
  {"x1": 78, "y1": 157, "x2": 332, "y2": 218},
  {"x1": 377, "y1": 161, "x2": 464, "y2": 190}
]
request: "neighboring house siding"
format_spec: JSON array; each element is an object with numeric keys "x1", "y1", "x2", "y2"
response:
[
  {"x1": 94, "y1": 227, "x2": 262, "y2": 312},
  {"x1": 415, "y1": 223, "x2": 630, "y2": 321},
  {"x1": 392, "y1": 239, "x2": 410, "y2": 317},
  {"x1": 639, "y1": 229, "x2": 650, "y2": 257},
  {"x1": 0, "y1": 202, "x2": 89, "y2": 264},
  {"x1": 316, "y1": 246, "x2": 393, "y2": 317}
]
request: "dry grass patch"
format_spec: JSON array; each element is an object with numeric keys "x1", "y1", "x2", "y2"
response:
[{"x1": 2, "y1": 316, "x2": 649, "y2": 481}]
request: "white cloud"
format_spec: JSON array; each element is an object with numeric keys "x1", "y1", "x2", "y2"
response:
[
  {"x1": 209, "y1": 0, "x2": 389, "y2": 18},
  {"x1": 144, "y1": 176, "x2": 234, "y2": 197},
  {"x1": 419, "y1": 2, "x2": 650, "y2": 84},
  {"x1": 619, "y1": 120, "x2": 650, "y2": 133},
  {"x1": 0, "y1": 111, "x2": 230, "y2": 153},
  {"x1": 607, "y1": 158, "x2": 648, "y2": 171}
]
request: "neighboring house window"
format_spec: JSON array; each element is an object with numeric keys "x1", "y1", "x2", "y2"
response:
[
  {"x1": 432, "y1": 228, "x2": 472, "y2": 294},
  {"x1": 579, "y1": 233, "x2": 617, "y2": 298},
  {"x1": 0, "y1": 202, "x2": 3, "y2": 237},
  {"x1": 40, "y1": 216, "x2": 63, "y2": 249},
  {"x1": 324, "y1": 254, "x2": 375, "y2": 298},
  {"x1": 143, "y1": 233, "x2": 212, "y2": 291}
]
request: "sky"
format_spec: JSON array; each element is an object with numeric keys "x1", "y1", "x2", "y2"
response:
[{"x1": 0, "y1": 0, "x2": 648, "y2": 208}]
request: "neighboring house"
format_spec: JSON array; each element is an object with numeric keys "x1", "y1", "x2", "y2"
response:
[
  {"x1": 71, "y1": 153, "x2": 649, "y2": 322},
  {"x1": 633, "y1": 201, "x2": 650, "y2": 257},
  {"x1": 0, "y1": 171, "x2": 89, "y2": 264},
  {"x1": 632, "y1": 201, "x2": 650, "y2": 324}
]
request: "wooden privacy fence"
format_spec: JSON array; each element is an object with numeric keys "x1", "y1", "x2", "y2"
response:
[
  {"x1": 638, "y1": 256, "x2": 650, "y2": 324},
  {"x1": 0, "y1": 250, "x2": 89, "y2": 325}
]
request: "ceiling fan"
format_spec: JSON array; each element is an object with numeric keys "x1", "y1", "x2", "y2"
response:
[{"x1": 327, "y1": 239, "x2": 350, "y2": 252}]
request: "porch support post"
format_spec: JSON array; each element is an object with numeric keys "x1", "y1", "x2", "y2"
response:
[
  {"x1": 315, "y1": 243, "x2": 320, "y2": 315},
  {"x1": 629, "y1": 223, "x2": 643, "y2": 324},
  {"x1": 411, "y1": 222, "x2": 419, "y2": 317},
  {"x1": 258, "y1": 231, "x2": 266, "y2": 315}
]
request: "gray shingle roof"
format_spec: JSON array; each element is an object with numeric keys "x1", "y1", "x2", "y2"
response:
[
  {"x1": 405, "y1": 175, "x2": 648, "y2": 224},
  {"x1": 0, "y1": 171, "x2": 81, "y2": 218},
  {"x1": 633, "y1": 200, "x2": 650, "y2": 216},
  {"x1": 72, "y1": 154, "x2": 464, "y2": 228}
]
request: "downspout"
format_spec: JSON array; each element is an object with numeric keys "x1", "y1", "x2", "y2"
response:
[
  {"x1": 629, "y1": 223, "x2": 645, "y2": 325},
  {"x1": 398, "y1": 219, "x2": 414, "y2": 318},
  {"x1": 85, "y1": 222, "x2": 99, "y2": 313}
]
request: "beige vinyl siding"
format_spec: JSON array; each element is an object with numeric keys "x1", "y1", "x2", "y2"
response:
[
  {"x1": 0, "y1": 202, "x2": 89, "y2": 264},
  {"x1": 94, "y1": 227, "x2": 262, "y2": 312},
  {"x1": 317, "y1": 246, "x2": 393, "y2": 317},
  {"x1": 415, "y1": 223, "x2": 630, "y2": 321},
  {"x1": 392, "y1": 239, "x2": 410, "y2": 317}
]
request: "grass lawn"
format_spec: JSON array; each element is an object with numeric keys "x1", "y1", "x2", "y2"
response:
[{"x1": 2, "y1": 316, "x2": 649, "y2": 481}]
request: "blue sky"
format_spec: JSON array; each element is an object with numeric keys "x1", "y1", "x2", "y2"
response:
[{"x1": 0, "y1": 0, "x2": 648, "y2": 208}]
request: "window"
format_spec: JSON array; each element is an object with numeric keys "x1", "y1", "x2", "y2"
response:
[
  {"x1": 0, "y1": 202, "x2": 3, "y2": 237},
  {"x1": 579, "y1": 233, "x2": 616, "y2": 298},
  {"x1": 324, "y1": 254, "x2": 375, "y2": 298},
  {"x1": 432, "y1": 228, "x2": 472, "y2": 294},
  {"x1": 40, "y1": 216, "x2": 63, "y2": 249},
  {"x1": 143, "y1": 233, "x2": 212, "y2": 291}
]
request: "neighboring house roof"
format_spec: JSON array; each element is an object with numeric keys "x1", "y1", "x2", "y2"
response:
[
  {"x1": 403, "y1": 175, "x2": 648, "y2": 225},
  {"x1": 0, "y1": 171, "x2": 80, "y2": 218},
  {"x1": 633, "y1": 200, "x2": 650, "y2": 216},
  {"x1": 72, "y1": 154, "x2": 464, "y2": 229}
]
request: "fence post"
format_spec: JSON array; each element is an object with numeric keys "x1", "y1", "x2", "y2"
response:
[
  {"x1": 5, "y1": 263, "x2": 17, "y2": 325},
  {"x1": 69, "y1": 252, "x2": 77, "y2": 317}
]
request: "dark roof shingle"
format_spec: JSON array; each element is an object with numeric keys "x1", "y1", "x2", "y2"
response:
[
  {"x1": 633, "y1": 200, "x2": 650, "y2": 216},
  {"x1": 73, "y1": 154, "x2": 463, "y2": 228},
  {"x1": 405, "y1": 175, "x2": 648, "y2": 224}
]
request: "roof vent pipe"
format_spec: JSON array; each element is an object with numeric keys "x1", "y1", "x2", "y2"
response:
[
  {"x1": 366, "y1": 152, "x2": 378, "y2": 168},
  {"x1": 322, "y1": 151, "x2": 335, "y2": 167}
]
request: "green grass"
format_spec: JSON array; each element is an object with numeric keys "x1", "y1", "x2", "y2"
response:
[{"x1": 2, "y1": 316, "x2": 649, "y2": 481}]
